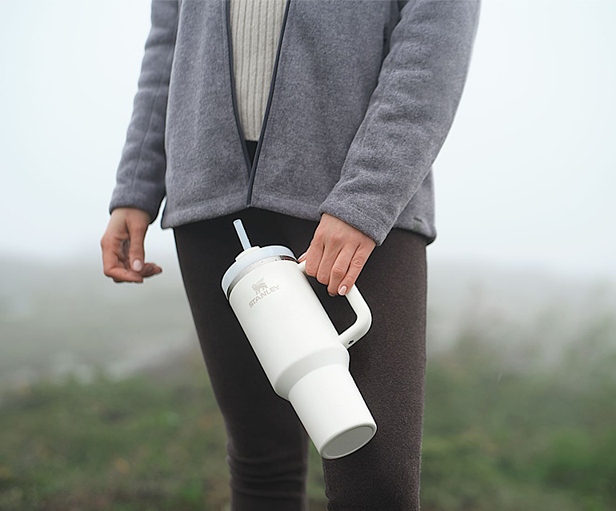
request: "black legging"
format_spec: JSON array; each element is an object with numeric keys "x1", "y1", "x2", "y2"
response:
[{"x1": 172, "y1": 139, "x2": 428, "y2": 510}]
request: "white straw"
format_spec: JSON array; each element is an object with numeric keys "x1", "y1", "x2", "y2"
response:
[{"x1": 233, "y1": 219, "x2": 252, "y2": 250}]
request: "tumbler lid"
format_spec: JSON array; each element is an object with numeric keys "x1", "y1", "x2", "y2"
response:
[{"x1": 221, "y1": 218, "x2": 297, "y2": 300}]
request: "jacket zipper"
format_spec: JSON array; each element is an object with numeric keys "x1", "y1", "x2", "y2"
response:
[
  {"x1": 225, "y1": 0, "x2": 292, "y2": 207},
  {"x1": 381, "y1": 23, "x2": 390, "y2": 62}
]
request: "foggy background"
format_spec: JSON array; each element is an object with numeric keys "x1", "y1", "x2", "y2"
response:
[
  {"x1": 1, "y1": 1, "x2": 615, "y2": 510},
  {"x1": 1, "y1": 0, "x2": 615, "y2": 276}
]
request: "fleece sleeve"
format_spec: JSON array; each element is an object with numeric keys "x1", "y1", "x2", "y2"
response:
[
  {"x1": 317, "y1": 0, "x2": 481, "y2": 246},
  {"x1": 108, "y1": 0, "x2": 179, "y2": 224}
]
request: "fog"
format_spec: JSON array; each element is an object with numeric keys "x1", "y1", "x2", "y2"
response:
[
  {"x1": 0, "y1": 0, "x2": 614, "y2": 281},
  {"x1": 1, "y1": 2, "x2": 615, "y2": 509}
]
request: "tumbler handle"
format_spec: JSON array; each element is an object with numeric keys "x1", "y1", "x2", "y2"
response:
[{"x1": 297, "y1": 260, "x2": 372, "y2": 349}]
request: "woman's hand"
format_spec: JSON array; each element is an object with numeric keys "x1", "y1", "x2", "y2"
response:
[
  {"x1": 298, "y1": 213, "x2": 376, "y2": 297},
  {"x1": 100, "y1": 207, "x2": 163, "y2": 283}
]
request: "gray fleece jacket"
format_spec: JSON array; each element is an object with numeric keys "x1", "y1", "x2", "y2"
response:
[{"x1": 108, "y1": 0, "x2": 480, "y2": 246}]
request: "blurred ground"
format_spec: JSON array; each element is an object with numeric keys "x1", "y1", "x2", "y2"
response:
[{"x1": 1, "y1": 254, "x2": 615, "y2": 510}]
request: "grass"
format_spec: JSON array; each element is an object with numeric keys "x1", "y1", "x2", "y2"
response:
[{"x1": 1, "y1": 313, "x2": 615, "y2": 510}]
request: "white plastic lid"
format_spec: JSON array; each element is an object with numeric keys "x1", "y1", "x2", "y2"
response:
[{"x1": 220, "y1": 219, "x2": 296, "y2": 299}]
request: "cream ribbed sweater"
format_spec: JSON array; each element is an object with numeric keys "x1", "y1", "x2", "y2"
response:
[{"x1": 229, "y1": 0, "x2": 287, "y2": 143}]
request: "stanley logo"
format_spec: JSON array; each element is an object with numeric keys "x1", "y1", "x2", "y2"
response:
[{"x1": 249, "y1": 277, "x2": 280, "y2": 308}]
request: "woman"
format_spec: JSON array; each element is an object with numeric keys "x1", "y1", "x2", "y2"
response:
[{"x1": 100, "y1": 1, "x2": 480, "y2": 509}]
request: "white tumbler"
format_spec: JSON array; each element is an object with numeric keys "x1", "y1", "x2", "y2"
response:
[{"x1": 221, "y1": 218, "x2": 376, "y2": 459}]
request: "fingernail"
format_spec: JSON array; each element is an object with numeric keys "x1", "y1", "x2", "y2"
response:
[
  {"x1": 132, "y1": 259, "x2": 143, "y2": 272},
  {"x1": 298, "y1": 252, "x2": 307, "y2": 261},
  {"x1": 339, "y1": 285, "x2": 347, "y2": 296}
]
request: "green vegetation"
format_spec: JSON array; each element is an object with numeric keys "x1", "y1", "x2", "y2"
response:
[
  {"x1": 420, "y1": 312, "x2": 616, "y2": 511},
  {"x1": 0, "y1": 350, "x2": 328, "y2": 511},
  {"x1": 1, "y1": 312, "x2": 614, "y2": 511}
]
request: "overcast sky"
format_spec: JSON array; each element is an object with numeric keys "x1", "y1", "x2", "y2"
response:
[{"x1": 1, "y1": 0, "x2": 614, "y2": 281}]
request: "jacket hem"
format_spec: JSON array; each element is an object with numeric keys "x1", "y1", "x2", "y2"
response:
[
  {"x1": 160, "y1": 191, "x2": 248, "y2": 229},
  {"x1": 253, "y1": 192, "x2": 437, "y2": 246},
  {"x1": 159, "y1": 191, "x2": 436, "y2": 245},
  {"x1": 251, "y1": 192, "x2": 322, "y2": 223}
]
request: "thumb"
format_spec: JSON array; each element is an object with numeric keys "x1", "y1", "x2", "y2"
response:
[{"x1": 127, "y1": 221, "x2": 147, "y2": 272}]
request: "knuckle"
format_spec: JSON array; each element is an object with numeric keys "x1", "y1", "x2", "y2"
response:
[
  {"x1": 351, "y1": 258, "x2": 364, "y2": 268},
  {"x1": 331, "y1": 266, "x2": 346, "y2": 278},
  {"x1": 330, "y1": 232, "x2": 343, "y2": 244}
]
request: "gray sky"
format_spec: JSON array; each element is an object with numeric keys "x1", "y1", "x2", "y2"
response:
[{"x1": 1, "y1": 0, "x2": 614, "y2": 280}]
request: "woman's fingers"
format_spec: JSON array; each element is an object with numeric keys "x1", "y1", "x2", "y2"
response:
[
  {"x1": 119, "y1": 252, "x2": 160, "y2": 279},
  {"x1": 298, "y1": 213, "x2": 376, "y2": 297},
  {"x1": 117, "y1": 237, "x2": 162, "y2": 279},
  {"x1": 336, "y1": 243, "x2": 372, "y2": 296},
  {"x1": 101, "y1": 208, "x2": 162, "y2": 283},
  {"x1": 141, "y1": 262, "x2": 163, "y2": 278},
  {"x1": 102, "y1": 237, "x2": 144, "y2": 283},
  {"x1": 303, "y1": 238, "x2": 324, "y2": 279},
  {"x1": 126, "y1": 218, "x2": 147, "y2": 272},
  {"x1": 326, "y1": 245, "x2": 358, "y2": 297},
  {"x1": 118, "y1": 239, "x2": 143, "y2": 278},
  {"x1": 316, "y1": 239, "x2": 343, "y2": 291}
]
